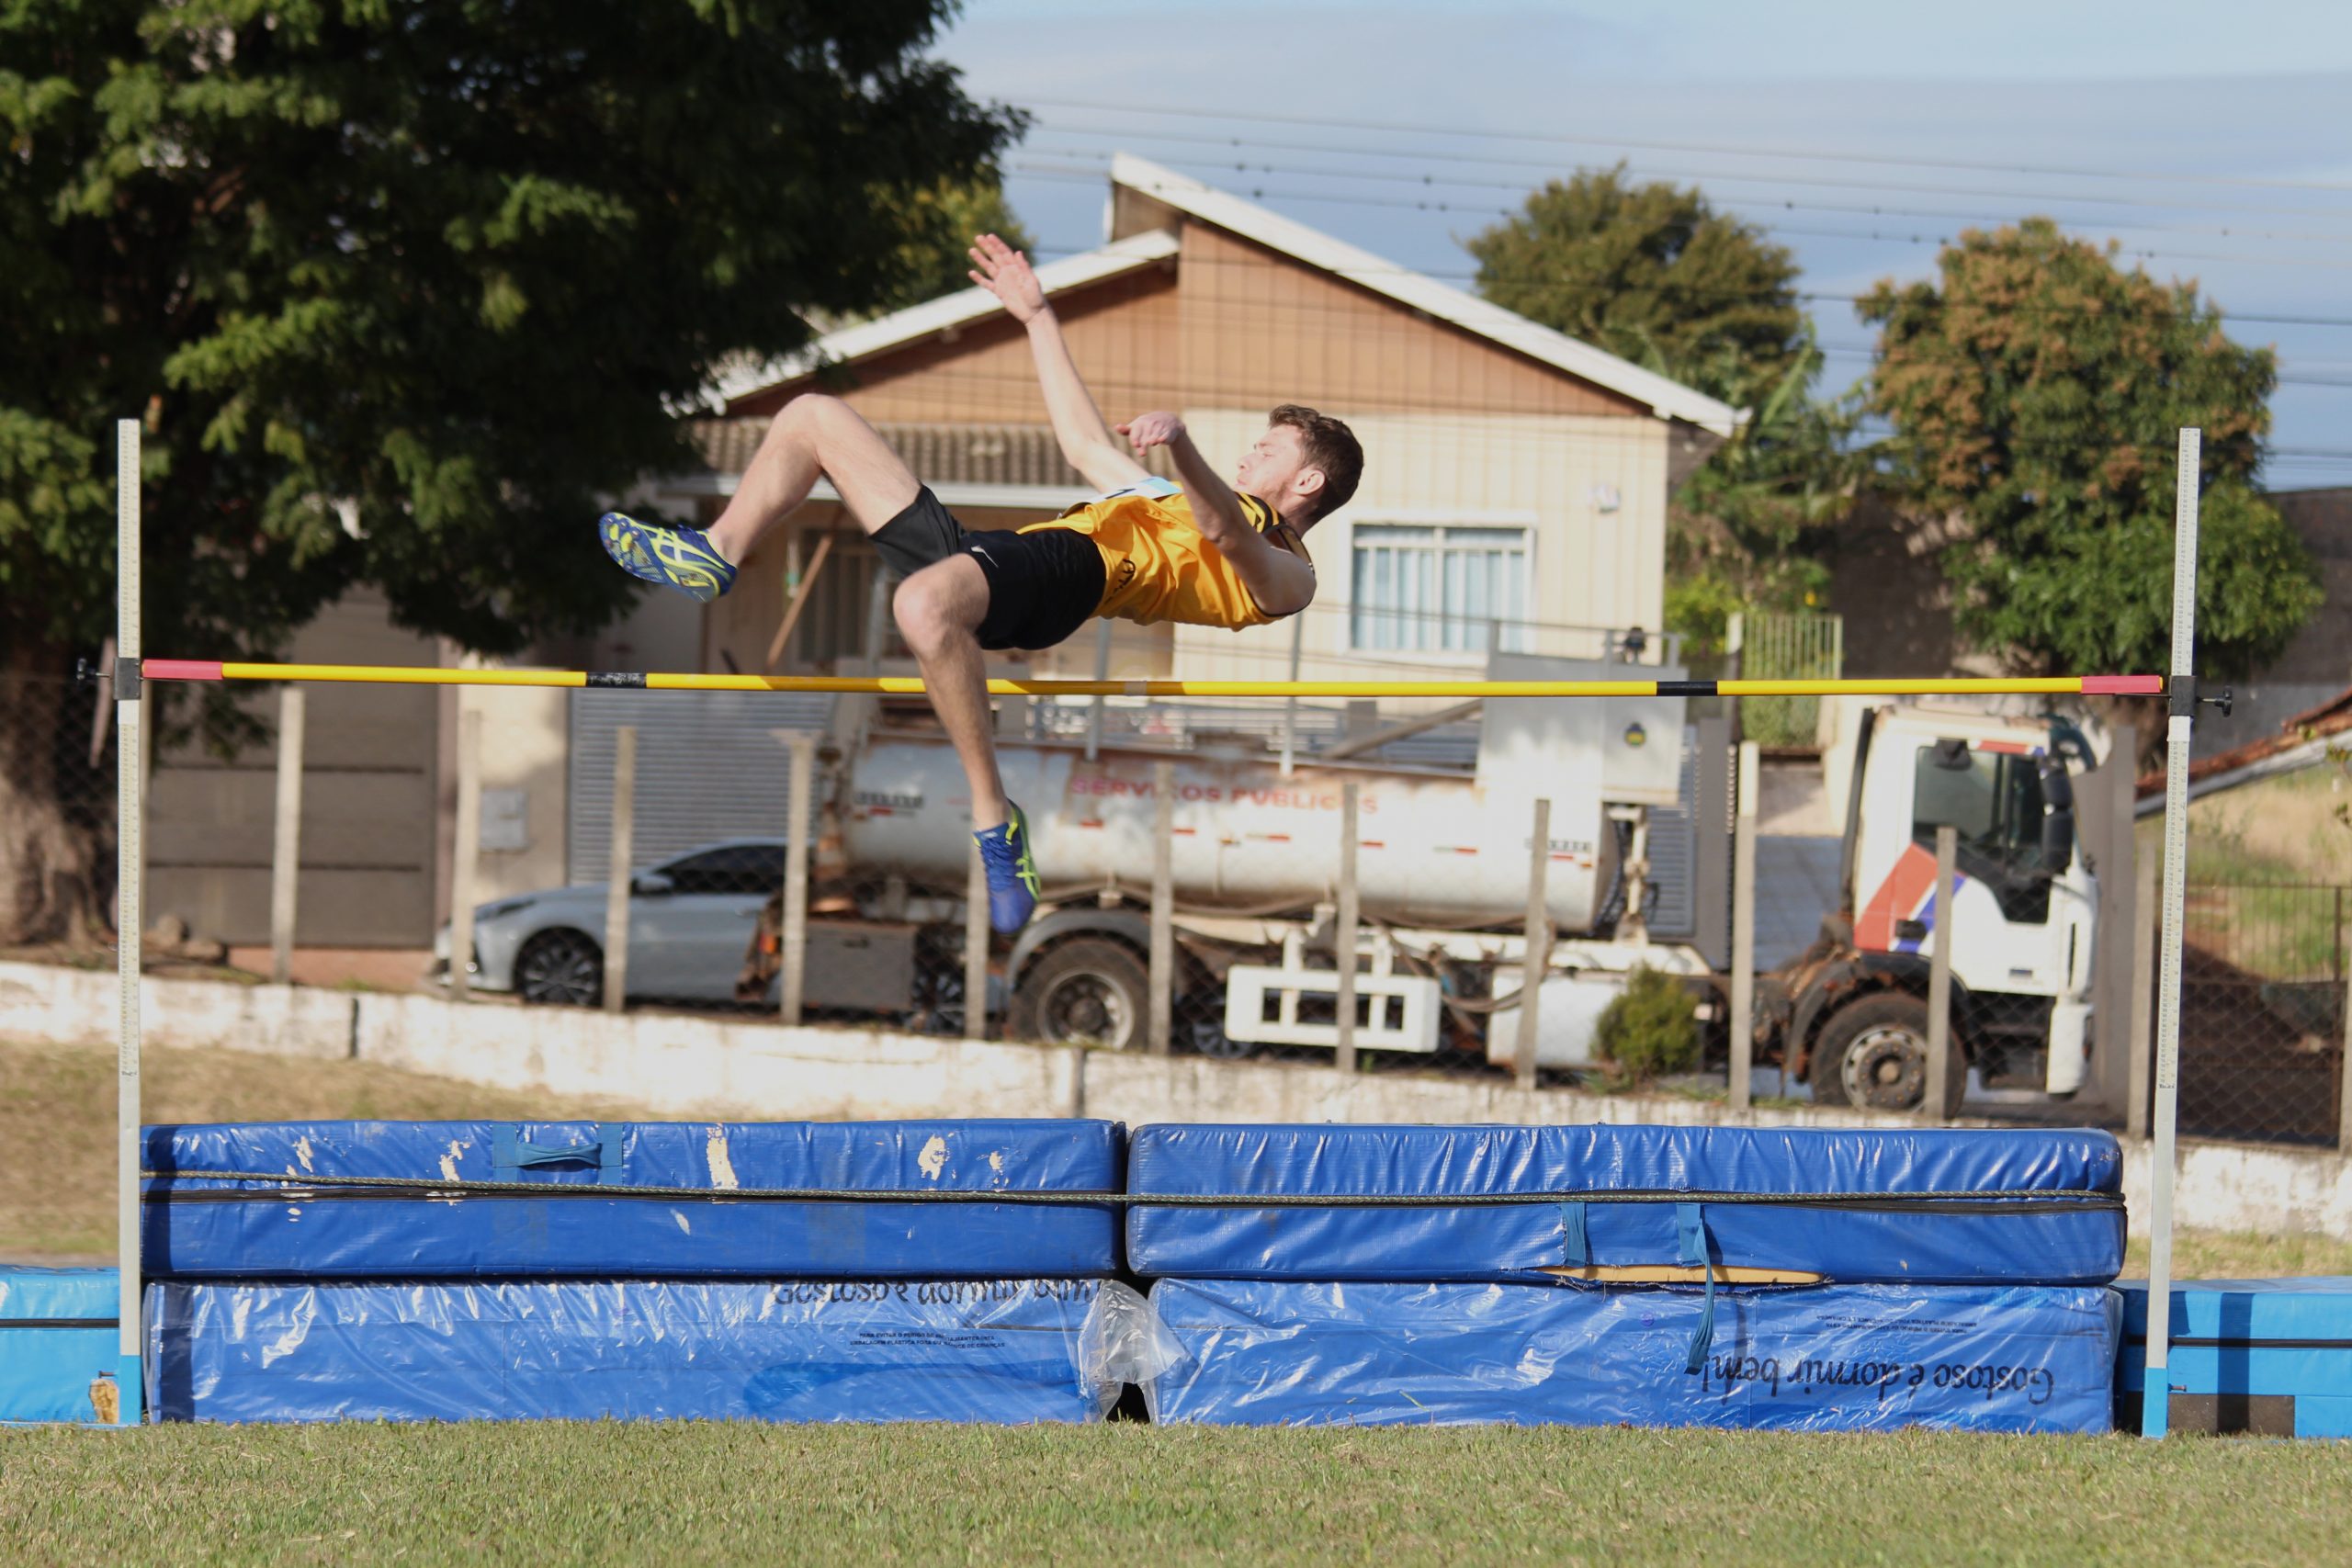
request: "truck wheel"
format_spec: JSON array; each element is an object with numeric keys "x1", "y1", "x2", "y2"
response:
[
  {"x1": 1009, "y1": 940, "x2": 1148, "y2": 1051},
  {"x1": 514, "y1": 930, "x2": 602, "y2": 1008},
  {"x1": 1808, "y1": 992, "x2": 1965, "y2": 1113}
]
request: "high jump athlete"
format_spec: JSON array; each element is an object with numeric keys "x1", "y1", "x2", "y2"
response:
[{"x1": 598, "y1": 234, "x2": 1363, "y2": 932}]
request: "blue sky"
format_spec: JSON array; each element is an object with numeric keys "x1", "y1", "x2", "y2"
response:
[{"x1": 935, "y1": 1, "x2": 2352, "y2": 489}]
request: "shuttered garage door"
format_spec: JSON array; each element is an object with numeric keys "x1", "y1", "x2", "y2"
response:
[{"x1": 568, "y1": 690, "x2": 835, "y2": 883}]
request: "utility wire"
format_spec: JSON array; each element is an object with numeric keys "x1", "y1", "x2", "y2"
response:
[{"x1": 1012, "y1": 96, "x2": 2352, "y2": 197}]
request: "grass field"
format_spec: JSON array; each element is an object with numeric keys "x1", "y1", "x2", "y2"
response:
[
  {"x1": 3, "y1": 1421, "x2": 2349, "y2": 1565},
  {"x1": 5, "y1": 1033, "x2": 2349, "y2": 1565}
]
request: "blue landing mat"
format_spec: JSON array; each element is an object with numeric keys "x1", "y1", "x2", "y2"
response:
[
  {"x1": 142, "y1": 1120, "x2": 1122, "y2": 1279},
  {"x1": 148, "y1": 1278, "x2": 1125, "y2": 1425},
  {"x1": 1126, "y1": 1123, "x2": 2123, "y2": 1285},
  {"x1": 0, "y1": 1268, "x2": 119, "y2": 1425},
  {"x1": 1144, "y1": 1279, "x2": 2118, "y2": 1433},
  {"x1": 2118, "y1": 1278, "x2": 2352, "y2": 1438}
]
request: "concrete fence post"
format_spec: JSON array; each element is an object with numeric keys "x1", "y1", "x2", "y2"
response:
[
  {"x1": 963, "y1": 837, "x2": 989, "y2": 1043},
  {"x1": 781, "y1": 733, "x2": 814, "y2": 1027},
  {"x1": 601, "y1": 726, "x2": 636, "y2": 1014},
  {"x1": 268, "y1": 684, "x2": 307, "y2": 985},
  {"x1": 1728, "y1": 741, "x2": 1758, "y2": 1110},
  {"x1": 1513, "y1": 796, "x2": 1552, "y2": 1091},
  {"x1": 1336, "y1": 780, "x2": 1361, "y2": 1075},
  {"x1": 1149, "y1": 761, "x2": 1175, "y2": 1055},
  {"x1": 2130, "y1": 848, "x2": 2158, "y2": 1141},
  {"x1": 448, "y1": 707, "x2": 481, "y2": 1002},
  {"x1": 1925, "y1": 824, "x2": 1959, "y2": 1119}
]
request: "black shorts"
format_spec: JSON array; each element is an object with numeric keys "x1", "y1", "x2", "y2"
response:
[{"x1": 872, "y1": 486, "x2": 1107, "y2": 652}]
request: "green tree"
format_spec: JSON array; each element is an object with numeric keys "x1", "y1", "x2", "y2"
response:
[
  {"x1": 878, "y1": 170, "x2": 1034, "y2": 313},
  {"x1": 1467, "y1": 164, "x2": 1804, "y2": 405},
  {"x1": 1470, "y1": 168, "x2": 1858, "y2": 666},
  {"x1": 0, "y1": 0, "x2": 1018, "y2": 943},
  {"x1": 1860, "y1": 220, "x2": 2320, "y2": 679}
]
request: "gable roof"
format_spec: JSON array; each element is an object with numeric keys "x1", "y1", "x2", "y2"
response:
[
  {"x1": 719, "y1": 157, "x2": 1745, "y2": 435},
  {"x1": 715, "y1": 229, "x2": 1181, "y2": 406},
  {"x1": 1107, "y1": 155, "x2": 1742, "y2": 436}
]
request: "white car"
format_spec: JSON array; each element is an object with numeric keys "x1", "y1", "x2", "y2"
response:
[{"x1": 435, "y1": 839, "x2": 783, "y2": 1006}]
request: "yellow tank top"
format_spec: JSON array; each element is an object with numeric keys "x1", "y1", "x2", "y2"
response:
[{"x1": 1024, "y1": 482, "x2": 1310, "y2": 630}]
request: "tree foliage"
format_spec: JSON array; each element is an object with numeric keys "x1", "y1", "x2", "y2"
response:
[
  {"x1": 1860, "y1": 220, "x2": 2320, "y2": 678},
  {"x1": 1468, "y1": 167, "x2": 1858, "y2": 662},
  {"x1": 1468, "y1": 164, "x2": 1804, "y2": 406},
  {"x1": 0, "y1": 0, "x2": 1019, "y2": 941},
  {"x1": 877, "y1": 171, "x2": 1033, "y2": 315},
  {"x1": 1592, "y1": 964, "x2": 1701, "y2": 1087}
]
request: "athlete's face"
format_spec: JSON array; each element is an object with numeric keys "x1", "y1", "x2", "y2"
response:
[{"x1": 1236, "y1": 423, "x2": 1323, "y2": 518}]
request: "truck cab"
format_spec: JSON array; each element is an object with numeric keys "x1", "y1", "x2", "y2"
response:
[{"x1": 1798, "y1": 705, "x2": 2095, "y2": 1108}]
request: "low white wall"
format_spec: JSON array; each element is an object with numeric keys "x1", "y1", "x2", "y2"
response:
[{"x1": 10, "y1": 959, "x2": 2349, "y2": 1243}]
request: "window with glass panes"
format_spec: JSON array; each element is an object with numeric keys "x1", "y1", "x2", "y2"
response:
[{"x1": 1349, "y1": 524, "x2": 1532, "y2": 653}]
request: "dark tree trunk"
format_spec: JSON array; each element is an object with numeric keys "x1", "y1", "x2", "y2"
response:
[{"x1": 0, "y1": 638, "x2": 114, "y2": 948}]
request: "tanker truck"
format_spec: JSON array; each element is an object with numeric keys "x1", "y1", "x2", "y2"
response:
[{"x1": 770, "y1": 657, "x2": 2098, "y2": 1112}]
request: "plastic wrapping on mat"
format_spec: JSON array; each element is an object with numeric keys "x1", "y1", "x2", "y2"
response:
[
  {"x1": 1, "y1": 1268, "x2": 119, "y2": 1425},
  {"x1": 2117, "y1": 1277, "x2": 2352, "y2": 1438},
  {"x1": 1125, "y1": 1123, "x2": 2123, "y2": 1285},
  {"x1": 1144, "y1": 1279, "x2": 2118, "y2": 1434},
  {"x1": 149, "y1": 1277, "x2": 1150, "y2": 1425},
  {"x1": 143, "y1": 1119, "x2": 1122, "y2": 1279}
]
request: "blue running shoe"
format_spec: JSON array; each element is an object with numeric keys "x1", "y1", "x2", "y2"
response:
[
  {"x1": 599, "y1": 512, "x2": 738, "y2": 604},
  {"x1": 973, "y1": 802, "x2": 1042, "y2": 933}
]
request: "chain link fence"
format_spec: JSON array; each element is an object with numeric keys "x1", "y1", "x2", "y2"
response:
[
  {"x1": 2174, "y1": 882, "x2": 2348, "y2": 1146},
  {"x1": 14, "y1": 655, "x2": 2351, "y2": 1151}
]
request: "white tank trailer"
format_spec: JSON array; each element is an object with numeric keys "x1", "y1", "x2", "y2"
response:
[{"x1": 794, "y1": 659, "x2": 2099, "y2": 1113}]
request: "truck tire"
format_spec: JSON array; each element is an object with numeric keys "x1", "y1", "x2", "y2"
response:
[
  {"x1": 1009, "y1": 939, "x2": 1148, "y2": 1051},
  {"x1": 1807, "y1": 991, "x2": 1966, "y2": 1113}
]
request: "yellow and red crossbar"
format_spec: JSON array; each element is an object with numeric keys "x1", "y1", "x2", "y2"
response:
[{"x1": 141, "y1": 660, "x2": 2165, "y2": 700}]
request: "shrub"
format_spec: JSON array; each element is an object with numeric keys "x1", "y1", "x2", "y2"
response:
[{"x1": 1592, "y1": 965, "x2": 1701, "y2": 1086}]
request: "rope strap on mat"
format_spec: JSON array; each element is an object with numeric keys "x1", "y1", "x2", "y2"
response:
[{"x1": 141, "y1": 1168, "x2": 2124, "y2": 1213}]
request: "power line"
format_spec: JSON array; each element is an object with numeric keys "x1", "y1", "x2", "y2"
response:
[
  {"x1": 1024, "y1": 141, "x2": 2352, "y2": 247},
  {"x1": 1023, "y1": 120, "x2": 2352, "y2": 227},
  {"x1": 1012, "y1": 96, "x2": 2352, "y2": 197},
  {"x1": 1012, "y1": 164, "x2": 2352, "y2": 275}
]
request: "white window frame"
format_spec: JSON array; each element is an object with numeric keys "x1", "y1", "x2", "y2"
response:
[{"x1": 1344, "y1": 509, "x2": 1540, "y2": 663}]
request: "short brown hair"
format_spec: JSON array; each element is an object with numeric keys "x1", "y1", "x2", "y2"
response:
[{"x1": 1269, "y1": 404, "x2": 1363, "y2": 522}]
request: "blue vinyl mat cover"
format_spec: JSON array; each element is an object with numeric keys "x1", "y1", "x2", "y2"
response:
[
  {"x1": 1145, "y1": 1279, "x2": 2119, "y2": 1433},
  {"x1": 1125, "y1": 1123, "x2": 2124, "y2": 1284},
  {"x1": 141, "y1": 1119, "x2": 1123, "y2": 1279}
]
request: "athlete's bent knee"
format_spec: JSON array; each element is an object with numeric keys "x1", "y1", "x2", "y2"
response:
[{"x1": 893, "y1": 573, "x2": 966, "y2": 655}]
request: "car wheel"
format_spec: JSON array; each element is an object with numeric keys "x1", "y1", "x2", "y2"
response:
[
  {"x1": 1008, "y1": 940, "x2": 1148, "y2": 1050},
  {"x1": 514, "y1": 930, "x2": 603, "y2": 1008}
]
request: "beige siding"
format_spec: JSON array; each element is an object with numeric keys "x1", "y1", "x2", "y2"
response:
[{"x1": 1162, "y1": 409, "x2": 1668, "y2": 711}]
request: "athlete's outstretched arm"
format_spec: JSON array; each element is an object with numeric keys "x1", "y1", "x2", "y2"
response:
[
  {"x1": 967, "y1": 234, "x2": 1148, "y2": 493},
  {"x1": 1120, "y1": 412, "x2": 1316, "y2": 617}
]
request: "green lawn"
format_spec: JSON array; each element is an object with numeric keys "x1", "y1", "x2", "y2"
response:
[{"x1": 1, "y1": 1421, "x2": 2347, "y2": 1567}]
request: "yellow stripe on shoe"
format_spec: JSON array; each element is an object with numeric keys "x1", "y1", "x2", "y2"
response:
[{"x1": 598, "y1": 513, "x2": 738, "y2": 604}]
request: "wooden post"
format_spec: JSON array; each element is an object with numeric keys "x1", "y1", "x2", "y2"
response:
[
  {"x1": 765, "y1": 532, "x2": 834, "y2": 672},
  {"x1": 1336, "y1": 780, "x2": 1361, "y2": 1074},
  {"x1": 1148, "y1": 761, "x2": 1175, "y2": 1055},
  {"x1": 1513, "y1": 797, "x2": 1552, "y2": 1091},
  {"x1": 1925, "y1": 824, "x2": 1958, "y2": 1118},
  {"x1": 780, "y1": 733, "x2": 814, "y2": 1026},
  {"x1": 268, "y1": 684, "x2": 307, "y2": 985},
  {"x1": 602, "y1": 726, "x2": 636, "y2": 1014},
  {"x1": 448, "y1": 707, "x2": 481, "y2": 1001},
  {"x1": 964, "y1": 833, "x2": 989, "y2": 1041},
  {"x1": 2129, "y1": 846, "x2": 2158, "y2": 1141},
  {"x1": 1728, "y1": 741, "x2": 1758, "y2": 1109}
]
